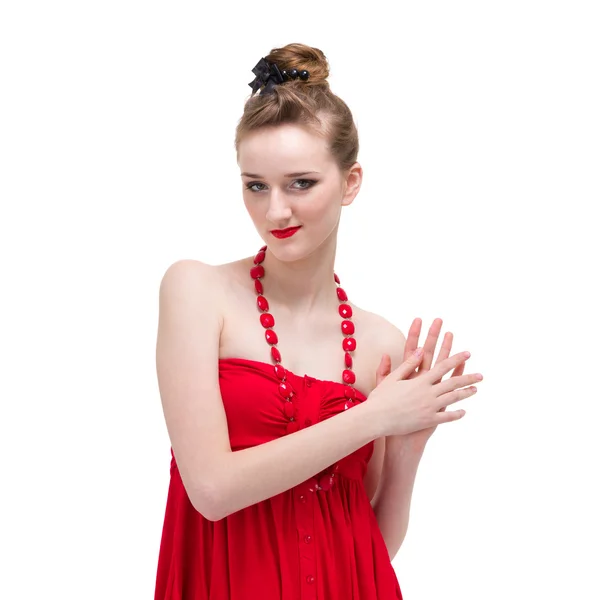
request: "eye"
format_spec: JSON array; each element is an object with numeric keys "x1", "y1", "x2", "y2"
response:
[
  {"x1": 244, "y1": 179, "x2": 317, "y2": 193},
  {"x1": 245, "y1": 182, "x2": 266, "y2": 192},
  {"x1": 292, "y1": 179, "x2": 317, "y2": 190}
]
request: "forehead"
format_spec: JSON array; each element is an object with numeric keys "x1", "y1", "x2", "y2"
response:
[{"x1": 238, "y1": 124, "x2": 333, "y2": 174}]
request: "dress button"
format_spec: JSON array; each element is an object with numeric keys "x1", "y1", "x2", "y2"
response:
[
  {"x1": 306, "y1": 575, "x2": 315, "y2": 584},
  {"x1": 304, "y1": 418, "x2": 312, "y2": 426},
  {"x1": 306, "y1": 379, "x2": 312, "y2": 387},
  {"x1": 299, "y1": 494, "x2": 306, "y2": 503},
  {"x1": 304, "y1": 534, "x2": 312, "y2": 544}
]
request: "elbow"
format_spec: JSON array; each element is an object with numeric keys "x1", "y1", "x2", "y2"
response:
[{"x1": 190, "y1": 480, "x2": 225, "y2": 522}]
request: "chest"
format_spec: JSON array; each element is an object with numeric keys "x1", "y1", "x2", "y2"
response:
[{"x1": 217, "y1": 269, "x2": 379, "y2": 395}]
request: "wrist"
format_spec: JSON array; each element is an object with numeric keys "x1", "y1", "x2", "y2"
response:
[{"x1": 362, "y1": 397, "x2": 389, "y2": 440}]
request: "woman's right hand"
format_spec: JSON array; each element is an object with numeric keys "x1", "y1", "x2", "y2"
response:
[{"x1": 367, "y1": 349, "x2": 480, "y2": 437}]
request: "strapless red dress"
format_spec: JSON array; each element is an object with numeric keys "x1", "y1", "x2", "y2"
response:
[{"x1": 154, "y1": 357, "x2": 403, "y2": 599}]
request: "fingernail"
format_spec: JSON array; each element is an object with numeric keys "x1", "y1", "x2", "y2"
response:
[{"x1": 414, "y1": 348, "x2": 423, "y2": 357}]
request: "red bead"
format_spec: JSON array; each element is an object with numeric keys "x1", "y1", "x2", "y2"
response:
[
  {"x1": 341, "y1": 320, "x2": 354, "y2": 335},
  {"x1": 283, "y1": 402, "x2": 295, "y2": 418},
  {"x1": 271, "y1": 346, "x2": 281, "y2": 362},
  {"x1": 339, "y1": 303, "x2": 352, "y2": 318},
  {"x1": 254, "y1": 250, "x2": 266, "y2": 264},
  {"x1": 318, "y1": 474, "x2": 333, "y2": 491},
  {"x1": 265, "y1": 329, "x2": 278, "y2": 345},
  {"x1": 255, "y1": 279, "x2": 263, "y2": 294},
  {"x1": 279, "y1": 381, "x2": 293, "y2": 399},
  {"x1": 274, "y1": 364, "x2": 286, "y2": 380},
  {"x1": 345, "y1": 352, "x2": 353, "y2": 368},
  {"x1": 334, "y1": 273, "x2": 340, "y2": 284},
  {"x1": 260, "y1": 313, "x2": 274, "y2": 328},
  {"x1": 342, "y1": 337, "x2": 356, "y2": 352},
  {"x1": 342, "y1": 369, "x2": 356, "y2": 384},
  {"x1": 286, "y1": 421, "x2": 300, "y2": 434},
  {"x1": 260, "y1": 245, "x2": 267, "y2": 252},
  {"x1": 250, "y1": 265, "x2": 265, "y2": 279},
  {"x1": 344, "y1": 386, "x2": 356, "y2": 400},
  {"x1": 336, "y1": 287, "x2": 348, "y2": 301},
  {"x1": 344, "y1": 400, "x2": 354, "y2": 410},
  {"x1": 257, "y1": 295, "x2": 269, "y2": 311}
]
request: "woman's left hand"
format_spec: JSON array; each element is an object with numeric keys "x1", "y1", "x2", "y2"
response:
[{"x1": 376, "y1": 317, "x2": 466, "y2": 450}]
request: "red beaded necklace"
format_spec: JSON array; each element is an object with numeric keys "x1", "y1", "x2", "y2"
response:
[{"x1": 250, "y1": 244, "x2": 358, "y2": 492}]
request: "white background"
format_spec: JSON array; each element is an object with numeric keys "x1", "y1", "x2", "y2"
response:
[{"x1": 1, "y1": 1, "x2": 598, "y2": 598}]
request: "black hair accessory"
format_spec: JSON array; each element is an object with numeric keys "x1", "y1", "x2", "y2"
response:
[{"x1": 248, "y1": 57, "x2": 310, "y2": 96}]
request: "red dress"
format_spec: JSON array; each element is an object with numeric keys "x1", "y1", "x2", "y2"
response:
[{"x1": 154, "y1": 357, "x2": 403, "y2": 599}]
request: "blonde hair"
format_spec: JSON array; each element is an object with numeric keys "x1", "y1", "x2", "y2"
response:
[{"x1": 235, "y1": 43, "x2": 359, "y2": 173}]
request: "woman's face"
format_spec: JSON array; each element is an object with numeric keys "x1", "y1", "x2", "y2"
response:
[{"x1": 238, "y1": 124, "x2": 360, "y2": 255}]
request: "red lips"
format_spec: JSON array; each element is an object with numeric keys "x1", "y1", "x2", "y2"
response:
[{"x1": 271, "y1": 226, "x2": 301, "y2": 239}]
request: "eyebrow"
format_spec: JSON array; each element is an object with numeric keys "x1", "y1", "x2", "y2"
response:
[{"x1": 240, "y1": 171, "x2": 320, "y2": 178}]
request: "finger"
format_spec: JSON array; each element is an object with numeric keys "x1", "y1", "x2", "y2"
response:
[
  {"x1": 426, "y1": 351, "x2": 470, "y2": 384},
  {"x1": 381, "y1": 353, "x2": 392, "y2": 371},
  {"x1": 432, "y1": 331, "x2": 453, "y2": 384},
  {"x1": 403, "y1": 318, "x2": 422, "y2": 361},
  {"x1": 377, "y1": 353, "x2": 392, "y2": 380},
  {"x1": 433, "y1": 406, "x2": 467, "y2": 425},
  {"x1": 435, "y1": 385, "x2": 478, "y2": 412},
  {"x1": 452, "y1": 361, "x2": 466, "y2": 378},
  {"x1": 435, "y1": 370, "x2": 481, "y2": 396},
  {"x1": 376, "y1": 354, "x2": 392, "y2": 385},
  {"x1": 420, "y1": 318, "x2": 443, "y2": 372},
  {"x1": 392, "y1": 347, "x2": 425, "y2": 381},
  {"x1": 434, "y1": 331, "x2": 453, "y2": 367}
]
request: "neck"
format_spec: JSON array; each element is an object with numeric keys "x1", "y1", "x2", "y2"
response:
[{"x1": 257, "y1": 236, "x2": 340, "y2": 317}]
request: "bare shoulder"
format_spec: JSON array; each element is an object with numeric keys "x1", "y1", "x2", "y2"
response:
[
  {"x1": 159, "y1": 259, "x2": 225, "y2": 318},
  {"x1": 160, "y1": 258, "x2": 216, "y2": 286},
  {"x1": 350, "y1": 303, "x2": 407, "y2": 369}
]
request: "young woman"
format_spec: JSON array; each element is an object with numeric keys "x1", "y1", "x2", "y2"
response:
[{"x1": 154, "y1": 42, "x2": 482, "y2": 600}]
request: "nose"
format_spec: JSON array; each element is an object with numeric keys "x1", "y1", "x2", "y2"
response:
[{"x1": 265, "y1": 189, "x2": 292, "y2": 223}]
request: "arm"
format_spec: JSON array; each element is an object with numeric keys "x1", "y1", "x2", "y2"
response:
[
  {"x1": 365, "y1": 436, "x2": 386, "y2": 504},
  {"x1": 215, "y1": 395, "x2": 381, "y2": 520},
  {"x1": 370, "y1": 321, "x2": 426, "y2": 560},
  {"x1": 156, "y1": 260, "x2": 385, "y2": 522},
  {"x1": 372, "y1": 439, "x2": 425, "y2": 560}
]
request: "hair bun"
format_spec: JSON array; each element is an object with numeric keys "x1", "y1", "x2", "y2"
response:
[
  {"x1": 237, "y1": 41, "x2": 359, "y2": 175},
  {"x1": 280, "y1": 68, "x2": 310, "y2": 81},
  {"x1": 266, "y1": 43, "x2": 330, "y2": 88}
]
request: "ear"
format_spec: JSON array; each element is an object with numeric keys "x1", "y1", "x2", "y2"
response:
[{"x1": 341, "y1": 162, "x2": 362, "y2": 207}]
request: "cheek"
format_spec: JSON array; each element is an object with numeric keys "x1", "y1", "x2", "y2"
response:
[
  {"x1": 303, "y1": 189, "x2": 337, "y2": 218},
  {"x1": 243, "y1": 197, "x2": 260, "y2": 219}
]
